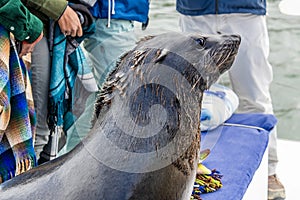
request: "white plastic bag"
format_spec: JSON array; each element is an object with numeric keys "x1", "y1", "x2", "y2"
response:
[{"x1": 200, "y1": 83, "x2": 239, "y2": 131}]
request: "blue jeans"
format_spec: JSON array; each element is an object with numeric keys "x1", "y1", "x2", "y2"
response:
[{"x1": 30, "y1": 37, "x2": 51, "y2": 160}]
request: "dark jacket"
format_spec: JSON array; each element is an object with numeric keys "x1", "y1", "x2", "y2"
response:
[
  {"x1": 176, "y1": 0, "x2": 266, "y2": 16},
  {"x1": 21, "y1": 0, "x2": 68, "y2": 36},
  {"x1": 0, "y1": 0, "x2": 43, "y2": 43},
  {"x1": 22, "y1": 0, "x2": 67, "y2": 22},
  {"x1": 90, "y1": 0, "x2": 149, "y2": 23}
]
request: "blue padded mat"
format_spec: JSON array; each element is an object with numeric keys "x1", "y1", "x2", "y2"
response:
[{"x1": 200, "y1": 113, "x2": 277, "y2": 200}]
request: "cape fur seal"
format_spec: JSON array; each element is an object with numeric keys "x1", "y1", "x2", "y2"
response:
[{"x1": 0, "y1": 32, "x2": 240, "y2": 200}]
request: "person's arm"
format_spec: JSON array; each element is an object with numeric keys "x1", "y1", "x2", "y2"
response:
[
  {"x1": 0, "y1": 0, "x2": 43, "y2": 43},
  {"x1": 22, "y1": 0, "x2": 68, "y2": 20},
  {"x1": 58, "y1": 6, "x2": 83, "y2": 37},
  {"x1": 23, "y1": 0, "x2": 83, "y2": 37},
  {"x1": 19, "y1": 33, "x2": 43, "y2": 57}
]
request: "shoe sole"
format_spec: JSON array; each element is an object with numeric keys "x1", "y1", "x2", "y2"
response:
[{"x1": 268, "y1": 189, "x2": 286, "y2": 200}]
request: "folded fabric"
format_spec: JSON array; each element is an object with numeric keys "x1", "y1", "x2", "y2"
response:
[
  {"x1": 76, "y1": 46, "x2": 98, "y2": 92},
  {"x1": 191, "y1": 169, "x2": 223, "y2": 200},
  {"x1": 0, "y1": 25, "x2": 36, "y2": 183},
  {"x1": 47, "y1": 8, "x2": 95, "y2": 132},
  {"x1": 200, "y1": 83, "x2": 239, "y2": 131}
]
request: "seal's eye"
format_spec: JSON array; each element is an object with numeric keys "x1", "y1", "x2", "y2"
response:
[{"x1": 194, "y1": 38, "x2": 205, "y2": 46}]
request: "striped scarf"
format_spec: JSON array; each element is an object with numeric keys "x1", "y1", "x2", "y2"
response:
[
  {"x1": 47, "y1": 18, "x2": 95, "y2": 132},
  {"x1": 0, "y1": 25, "x2": 36, "y2": 183}
]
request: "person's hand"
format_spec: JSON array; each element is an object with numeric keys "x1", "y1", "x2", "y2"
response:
[
  {"x1": 58, "y1": 6, "x2": 83, "y2": 37},
  {"x1": 19, "y1": 32, "x2": 43, "y2": 58}
]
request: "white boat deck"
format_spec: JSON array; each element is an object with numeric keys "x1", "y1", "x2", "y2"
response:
[
  {"x1": 276, "y1": 139, "x2": 300, "y2": 200},
  {"x1": 244, "y1": 138, "x2": 299, "y2": 200}
]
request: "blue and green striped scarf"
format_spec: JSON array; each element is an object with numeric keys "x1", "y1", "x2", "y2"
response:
[{"x1": 0, "y1": 25, "x2": 36, "y2": 183}]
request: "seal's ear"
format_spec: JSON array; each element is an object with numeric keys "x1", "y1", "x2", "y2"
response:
[{"x1": 154, "y1": 49, "x2": 169, "y2": 63}]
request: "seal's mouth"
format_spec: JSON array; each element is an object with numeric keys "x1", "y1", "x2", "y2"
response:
[{"x1": 211, "y1": 35, "x2": 241, "y2": 74}]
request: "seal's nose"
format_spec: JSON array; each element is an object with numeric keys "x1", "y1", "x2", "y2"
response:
[
  {"x1": 231, "y1": 34, "x2": 241, "y2": 45},
  {"x1": 229, "y1": 34, "x2": 241, "y2": 53}
]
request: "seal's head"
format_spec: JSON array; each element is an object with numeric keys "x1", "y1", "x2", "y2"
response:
[
  {"x1": 136, "y1": 32, "x2": 241, "y2": 88},
  {"x1": 191, "y1": 33, "x2": 241, "y2": 73}
]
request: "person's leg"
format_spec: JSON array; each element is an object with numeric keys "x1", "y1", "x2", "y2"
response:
[
  {"x1": 220, "y1": 14, "x2": 285, "y2": 199},
  {"x1": 30, "y1": 37, "x2": 51, "y2": 160},
  {"x1": 222, "y1": 13, "x2": 279, "y2": 171},
  {"x1": 179, "y1": 14, "x2": 217, "y2": 34},
  {"x1": 83, "y1": 19, "x2": 137, "y2": 88},
  {"x1": 221, "y1": 14, "x2": 274, "y2": 113},
  {"x1": 179, "y1": 14, "x2": 285, "y2": 199},
  {"x1": 58, "y1": 19, "x2": 137, "y2": 155},
  {"x1": 181, "y1": 13, "x2": 279, "y2": 172}
]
